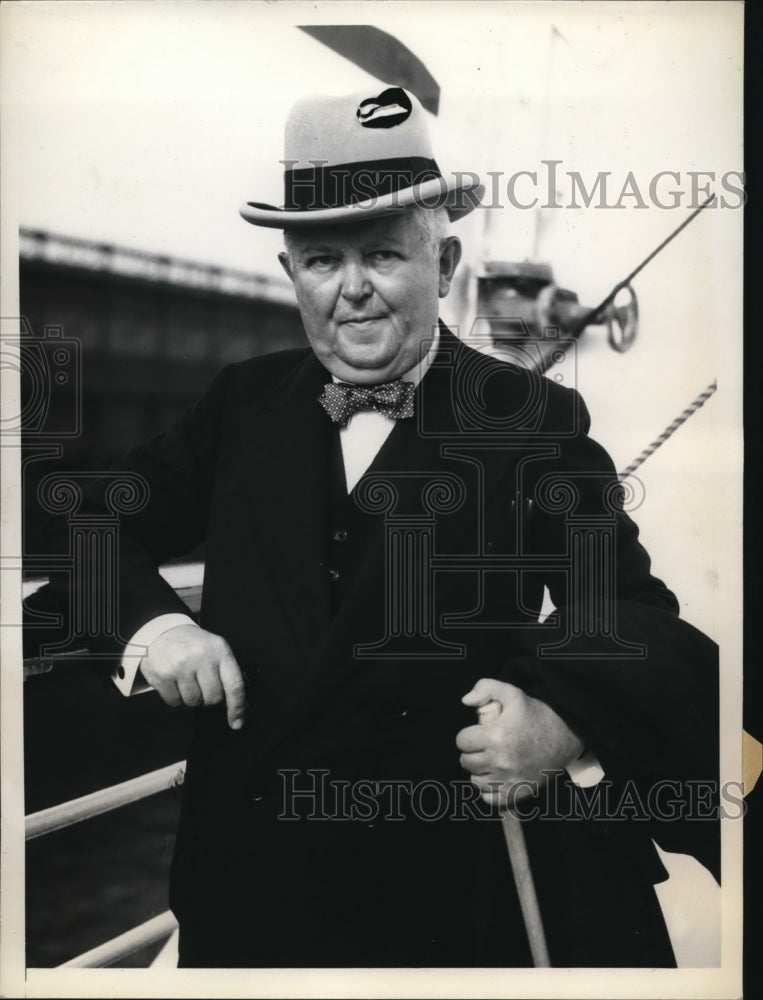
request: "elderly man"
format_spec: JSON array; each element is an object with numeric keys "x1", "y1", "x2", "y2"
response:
[{"x1": 30, "y1": 87, "x2": 718, "y2": 968}]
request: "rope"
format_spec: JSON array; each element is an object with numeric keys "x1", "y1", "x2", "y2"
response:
[{"x1": 620, "y1": 380, "x2": 717, "y2": 478}]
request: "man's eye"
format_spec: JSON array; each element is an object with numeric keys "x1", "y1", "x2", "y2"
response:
[
  {"x1": 307, "y1": 255, "x2": 337, "y2": 269},
  {"x1": 370, "y1": 250, "x2": 398, "y2": 262}
]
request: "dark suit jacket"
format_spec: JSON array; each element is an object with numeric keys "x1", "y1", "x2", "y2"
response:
[{"x1": 28, "y1": 326, "x2": 719, "y2": 967}]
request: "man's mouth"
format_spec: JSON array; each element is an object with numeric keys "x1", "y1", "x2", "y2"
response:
[{"x1": 339, "y1": 315, "x2": 387, "y2": 326}]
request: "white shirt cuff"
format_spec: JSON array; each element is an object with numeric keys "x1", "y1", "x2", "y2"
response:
[
  {"x1": 112, "y1": 613, "x2": 198, "y2": 696},
  {"x1": 566, "y1": 749, "x2": 605, "y2": 787}
]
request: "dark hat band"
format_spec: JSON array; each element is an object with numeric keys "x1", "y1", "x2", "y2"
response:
[{"x1": 282, "y1": 156, "x2": 441, "y2": 211}]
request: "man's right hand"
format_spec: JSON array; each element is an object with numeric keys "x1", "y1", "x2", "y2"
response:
[{"x1": 139, "y1": 625, "x2": 247, "y2": 730}]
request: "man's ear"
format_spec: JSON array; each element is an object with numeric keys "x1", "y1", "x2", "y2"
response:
[
  {"x1": 278, "y1": 250, "x2": 294, "y2": 282},
  {"x1": 438, "y1": 236, "x2": 462, "y2": 298}
]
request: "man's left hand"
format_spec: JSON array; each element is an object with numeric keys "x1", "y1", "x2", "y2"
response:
[{"x1": 456, "y1": 677, "x2": 584, "y2": 809}]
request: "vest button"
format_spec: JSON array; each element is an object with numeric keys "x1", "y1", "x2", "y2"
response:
[
  {"x1": 333, "y1": 529, "x2": 348, "y2": 542},
  {"x1": 328, "y1": 568, "x2": 340, "y2": 582}
]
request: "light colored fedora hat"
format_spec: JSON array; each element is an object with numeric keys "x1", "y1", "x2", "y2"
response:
[{"x1": 240, "y1": 86, "x2": 484, "y2": 228}]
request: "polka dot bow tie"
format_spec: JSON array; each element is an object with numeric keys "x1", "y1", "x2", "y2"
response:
[{"x1": 318, "y1": 378, "x2": 416, "y2": 428}]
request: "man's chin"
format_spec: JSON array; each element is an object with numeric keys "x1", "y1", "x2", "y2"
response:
[
  {"x1": 333, "y1": 363, "x2": 399, "y2": 384},
  {"x1": 332, "y1": 348, "x2": 402, "y2": 384}
]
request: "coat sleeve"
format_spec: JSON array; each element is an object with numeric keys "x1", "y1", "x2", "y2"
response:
[
  {"x1": 24, "y1": 362, "x2": 235, "y2": 659},
  {"x1": 501, "y1": 383, "x2": 720, "y2": 875}
]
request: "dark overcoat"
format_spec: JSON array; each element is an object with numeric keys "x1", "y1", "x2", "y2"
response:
[{"x1": 30, "y1": 326, "x2": 720, "y2": 967}]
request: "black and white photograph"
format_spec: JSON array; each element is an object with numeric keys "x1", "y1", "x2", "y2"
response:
[{"x1": 0, "y1": 2, "x2": 747, "y2": 997}]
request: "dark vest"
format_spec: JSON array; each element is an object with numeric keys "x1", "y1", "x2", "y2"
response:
[{"x1": 324, "y1": 425, "x2": 384, "y2": 616}]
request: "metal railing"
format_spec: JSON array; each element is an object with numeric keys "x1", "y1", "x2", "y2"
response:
[
  {"x1": 60, "y1": 912, "x2": 179, "y2": 969},
  {"x1": 26, "y1": 761, "x2": 186, "y2": 842},
  {"x1": 23, "y1": 562, "x2": 203, "y2": 680},
  {"x1": 23, "y1": 564, "x2": 201, "y2": 966},
  {"x1": 27, "y1": 758, "x2": 186, "y2": 966}
]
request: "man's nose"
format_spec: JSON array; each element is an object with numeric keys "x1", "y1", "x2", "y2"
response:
[{"x1": 339, "y1": 260, "x2": 373, "y2": 302}]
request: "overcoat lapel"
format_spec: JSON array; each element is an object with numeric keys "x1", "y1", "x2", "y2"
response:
[{"x1": 238, "y1": 351, "x2": 333, "y2": 666}]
